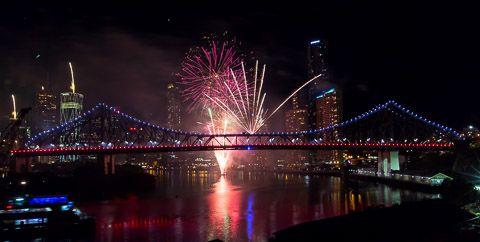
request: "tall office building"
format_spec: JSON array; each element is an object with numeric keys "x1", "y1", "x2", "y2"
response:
[
  {"x1": 60, "y1": 63, "x2": 83, "y2": 151},
  {"x1": 316, "y1": 88, "x2": 343, "y2": 162},
  {"x1": 166, "y1": 83, "x2": 182, "y2": 165},
  {"x1": 60, "y1": 93, "x2": 83, "y2": 125},
  {"x1": 306, "y1": 39, "x2": 332, "y2": 164},
  {"x1": 166, "y1": 83, "x2": 181, "y2": 130},
  {"x1": 307, "y1": 39, "x2": 329, "y2": 130},
  {"x1": 35, "y1": 86, "x2": 57, "y2": 134},
  {"x1": 285, "y1": 108, "x2": 309, "y2": 168}
]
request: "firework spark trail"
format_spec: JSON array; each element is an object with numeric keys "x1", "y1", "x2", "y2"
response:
[
  {"x1": 206, "y1": 61, "x2": 324, "y2": 134},
  {"x1": 265, "y1": 73, "x2": 324, "y2": 121},
  {"x1": 205, "y1": 61, "x2": 266, "y2": 134},
  {"x1": 207, "y1": 109, "x2": 235, "y2": 175},
  {"x1": 11, "y1": 94, "x2": 16, "y2": 119}
]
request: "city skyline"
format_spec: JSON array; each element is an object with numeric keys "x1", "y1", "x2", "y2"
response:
[{"x1": 1, "y1": 2, "x2": 478, "y2": 132}]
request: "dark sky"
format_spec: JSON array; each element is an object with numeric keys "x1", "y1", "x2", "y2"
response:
[{"x1": 1, "y1": 1, "x2": 479, "y2": 131}]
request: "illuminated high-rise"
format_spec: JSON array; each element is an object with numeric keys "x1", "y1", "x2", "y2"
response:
[
  {"x1": 316, "y1": 88, "x2": 343, "y2": 162},
  {"x1": 285, "y1": 108, "x2": 309, "y2": 168},
  {"x1": 307, "y1": 39, "x2": 329, "y2": 130},
  {"x1": 35, "y1": 86, "x2": 57, "y2": 133},
  {"x1": 60, "y1": 93, "x2": 83, "y2": 125},
  {"x1": 166, "y1": 82, "x2": 182, "y2": 165},
  {"x1": 60, "y1": 63, "x2": 83, "y2": 148},
  {"x1": 167, "y1": 83, "x2": 181, "y2": 130}
]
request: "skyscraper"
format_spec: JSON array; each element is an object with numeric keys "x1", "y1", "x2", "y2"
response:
[
  {"x1": 285, "y1": 108, "x2": 309, "y2": 169},
  {"x1": 166, "y1": 83, "x2": 181, "y2": 130},
  {"x1": 60, "y1": 93, "x2": 83, "y2": 125},
  {"x1": 316, "y1": 88, "x2": 343, "y2": 162},
  {"x1": 307, "y1": 39, "x2": 329, "y2": 130},
  {"x1": 166, "y1": 82, "x2": 182, "y2": 165},
  {"x1": 60, "y1": 63, "x2": 83, "y2": 153},
  {"x1": 35, "y1": 86, "x2": 57, "y2": 134}
]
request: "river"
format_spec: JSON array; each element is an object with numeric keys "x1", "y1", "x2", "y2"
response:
[{"x1": 78, "y1": 170, "x2": 439, "y2": 241}]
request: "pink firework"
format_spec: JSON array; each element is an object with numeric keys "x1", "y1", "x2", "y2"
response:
[{"x1": 177, "y1": 41, "x2": 248, "y2": 112}]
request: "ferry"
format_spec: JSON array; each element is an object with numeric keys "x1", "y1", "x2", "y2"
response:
[{"x1": 0, "y1": 194, "x2": 95, "y2": 239}]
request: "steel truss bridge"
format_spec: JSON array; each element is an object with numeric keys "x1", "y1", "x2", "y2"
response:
[{"x1": 12, "y1": 100, "x2": 462, "y2": 157}]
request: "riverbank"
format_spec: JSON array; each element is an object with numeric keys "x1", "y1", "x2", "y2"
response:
[
  {"x1": 271, "y1": 199, "x2": 478, "y2": 241},
  {"x1": 346, "y1": 173, "x2": 442, "y2": 193},
  {"x1": 233, "y1": 169, "x2": 443, "y2": 193}
]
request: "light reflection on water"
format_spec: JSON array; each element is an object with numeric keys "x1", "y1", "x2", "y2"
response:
[{"x1": 78, "y1": 170, "x2": 439, "y2": 241}]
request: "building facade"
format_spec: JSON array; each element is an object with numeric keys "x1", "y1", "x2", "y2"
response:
[
  {"x1": 35, "y1": 86, "x2": 57, "y2": 134},
  {"x1": 167, "y1": 83, "x2": 182, "y2": 130},
  {"x1": 316, "y1": 88, "x2": 343, "y2": 162},
  {"x1": 307, "y1": 39, "x2": 329, "y2": 130},
  {"x1": 59, "y1": 91, "x2": 83, "y2": 161},
  {"x1": 60, "y1": 92, "x2": 83, "y2": 125},
  {"x1": 284, "y1": 108, "x2": 310, "y2": 169}
]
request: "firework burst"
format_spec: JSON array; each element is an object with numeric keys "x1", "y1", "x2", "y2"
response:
[
  {"x1": 206, "y1": 61, "x2": 324, "y2": 134},
  {"x1": 177, "y1": 40, "x2": 249, "y2": 112}
]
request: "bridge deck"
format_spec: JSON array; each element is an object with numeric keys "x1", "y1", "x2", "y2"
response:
[{"x1": 12, "y1": 143, "x2": 453, "y2": 157}]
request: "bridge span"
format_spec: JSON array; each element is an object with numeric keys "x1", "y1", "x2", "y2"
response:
[
  {"x1": 9, "y1": 100, "x2": 462, "y2": 175},
  {"x1": 12, "y1": 100, "x2": 461, "y2": 156}
]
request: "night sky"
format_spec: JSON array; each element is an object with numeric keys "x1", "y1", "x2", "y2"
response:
[{"x1": 1, "y1": 2, "x2": 479, "y2": 131}]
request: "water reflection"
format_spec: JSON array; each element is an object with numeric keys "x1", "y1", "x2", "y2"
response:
[
  {"x1": 246, "y1": 192, "x2": 255, "y2": 240},
  {"x1": 78, "y1": 171, "x2": 439, "y2": 241}
]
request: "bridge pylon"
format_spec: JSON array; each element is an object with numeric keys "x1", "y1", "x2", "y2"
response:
[
  {"x1": 97, "y1": 154, "x2": 115, "y2": 175},
  {"x1": 377, "y1": 151, "x2": 400, "y2": 176},
  {"x1": 11, "y1": 156, "x2": 32, "y2": 173}
]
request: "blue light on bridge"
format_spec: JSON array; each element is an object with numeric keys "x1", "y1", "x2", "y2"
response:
[
  {"x1": 247, "y1": 146, "x2": 252, "y2": 150},
  {"x1": 25, "y1": 100, "x2": 464, "y2": 150}
]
